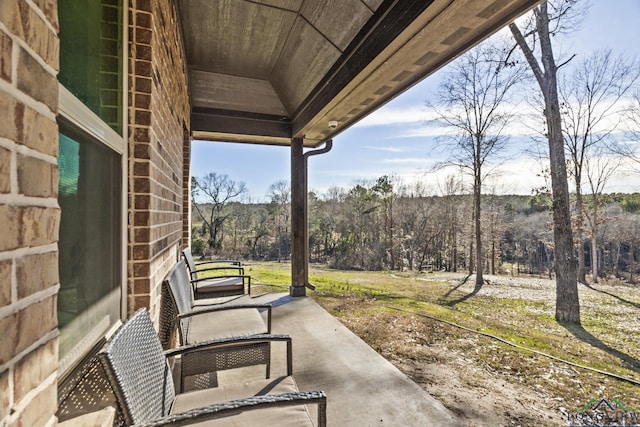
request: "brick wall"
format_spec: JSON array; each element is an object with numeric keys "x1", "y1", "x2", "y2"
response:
[
  {"x1": 0, "y1": 1, "x2": 60, "y2": 426},
  {"x1": 182, "y1": 127, "x2": 191, "y2": 250},
  {"x1": 128, "y1": 0, "x2": 190, "y2": 320}
]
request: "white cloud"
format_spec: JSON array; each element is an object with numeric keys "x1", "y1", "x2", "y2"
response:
[
  {"x1": 354, "y1": 102, "x2": 547, "y2": 141},
  {"x1": 394, "y1": 126, "x2": 452, "y2": 139},
  {"x1": 353, "y1": 105, "x2": 430, "y2": 127},
  {"x1": 379, "y1": 157, "x2": 429, "y2": 165},
  {"x1": 360, "y1": 145, "x2": 407, "y2": 153}
]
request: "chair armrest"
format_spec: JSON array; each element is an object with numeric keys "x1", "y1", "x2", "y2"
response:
[
  {"x1": 130, "y1": 391, "x2": 328, "y2": 427},
  {"x1": 192, "y1": 274, "x2": 251, "y2": 295},
  {"x1": 165, "y1": 334, "x2": 292, "y2": 378},
  {"x1": 177, "y1": 303, "x2": 271, "y2": 333},
  {"x1": 164, "y1": 334, "x2": 290, "y2": 358},
  {"x1": 195, "y1": 259, "x2": 242, "y2": 267},
  {"x1": 190, "y1": 274, "x2": 249, "y2": 285},
  {"x1": 192, "y1": 266, "x2": 245, "y2": 275}
]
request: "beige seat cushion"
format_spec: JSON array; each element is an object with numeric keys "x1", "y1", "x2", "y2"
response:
[
  {"x1": 171, "y1": 376, "x2": 314, "y2": 426},
  {"x1": 191, "y1": 295, "x2": 243, "y2": 307},
  {"x1": 196, "y1": 277, "x2": 244, "y2": 294},
  {"x1": 186, "y1": 308, "x2": 267, "y2": 343}
]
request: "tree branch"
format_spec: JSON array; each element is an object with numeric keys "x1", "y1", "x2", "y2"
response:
[{"x1": 508, "y1": 22, "x2": 545, "y2": 92}]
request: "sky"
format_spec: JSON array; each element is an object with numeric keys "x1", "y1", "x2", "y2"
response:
[{"x1": 191, "y1": 1, "x2": 640, "y2": 202}]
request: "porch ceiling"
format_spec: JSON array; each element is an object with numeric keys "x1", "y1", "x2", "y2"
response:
[{"x1": 179, "y1": 0, "x2": 540, "y2": 148}]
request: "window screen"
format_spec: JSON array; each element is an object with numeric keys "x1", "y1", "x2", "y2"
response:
[{"x1": 57, "y1": 119, "x2": 122, "y2": 365}]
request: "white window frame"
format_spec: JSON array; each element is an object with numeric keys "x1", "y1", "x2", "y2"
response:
[{"x1": 57, "y1": 0, "x2": 128, "y2": 376}]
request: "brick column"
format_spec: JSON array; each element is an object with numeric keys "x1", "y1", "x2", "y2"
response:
[
  {"x1": 128, "y1": 0, "x2": 190, "y2": 320},
  {"x1": 182, "y1": 126, "x2": 191, "y2": 249},
  {"x1": 0, "y1": 1, "x2": 61, "y2": 425}
]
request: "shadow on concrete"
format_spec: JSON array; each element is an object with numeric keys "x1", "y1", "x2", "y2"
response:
[{"x1": 559, "y1": 321, "x2": 640, "y2": 374}]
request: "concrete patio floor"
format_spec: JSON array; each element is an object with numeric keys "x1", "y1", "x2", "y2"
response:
[{"x1": 234, "y1": 292, "x2": 461, "y2": 426}]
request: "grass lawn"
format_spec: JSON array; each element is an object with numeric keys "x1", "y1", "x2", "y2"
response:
[{"x1": 218, "y1": 261, "x2": 640, "y2": 424}]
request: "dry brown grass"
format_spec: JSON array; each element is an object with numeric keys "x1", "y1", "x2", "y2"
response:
[{"x1": 246, "y1": 262, "x2": 640, "y2": 426}]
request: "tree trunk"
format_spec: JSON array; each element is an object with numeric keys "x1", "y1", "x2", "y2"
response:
[
  {"x1": 541, "y1": 53, "x2": 580, "y2": 321},
  {"x1": 592, "y1": 235, "x2": 599, "y2": 283},
  {"x1": 546, "y1": 79, "x2": 580, "y2": 321},
  {"x1": 475, "y1": 184, "x2": 483, "y2": 285},
  {"x1": 575, "y1": 190, "x2": 587, "y2": 283},
  {"x1": 509, "y1": 4, "x2": 580, "y2": 323},
  {"x1": 630, "y1": 242, "x2": 636, "y2": 283},
  {"x1": 389, "y1": 204, "x2": 396, "y2": 270},
  {"x1": 491, "y1": 240, "x2": 496, "y2": 275},
  {"x1": 451, "y1": 224, "x2": 458, "y2": 273}
]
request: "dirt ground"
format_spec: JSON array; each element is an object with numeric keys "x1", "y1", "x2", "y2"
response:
[
  {"x1": 315, "y1": 273, "x2": 640, "y2": 427},
  {"x1": 384, "y1": 318, "x2": 565, "y2": 426}
]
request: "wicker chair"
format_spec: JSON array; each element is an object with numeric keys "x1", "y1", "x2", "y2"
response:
[
  {"x1": 159, "y1": 260, "x2": 271, "y2": 350},
  {"x1": 57, "y1": 339, "x2": 124, "y2": 426},
  {"x1": 98, "y1": 309, "x2": 327, "y2": 427},
  {"x1": 181, "y1": 248, "x2": 250, "y2": 299},
  {"x1": 182, "y1": 248, "x2": 242, "y2": 268}
]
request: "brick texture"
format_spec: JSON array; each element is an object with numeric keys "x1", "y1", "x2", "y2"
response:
[
  {"x1": 15, "y1": 251, "x2": 58, "y2": 299},
  {"x1": 16, "y1": 46, "x2": 58, "y2": 111},
  {"x1": 128, "y1": 0, "x2": 190, "y2": 318},
  {"x1": 19, "y1": 107, "x2": 58, "y2": 157},
  {"x1": 0, "y1": 259, "x2": 11, "y2": 307},
  {"x1": 0, "y1": 30, "x2": 11, "y2": 82},
  {"x1": 0, "y1": 146, "x2": 10, "y2": 193},
  {"x1": 0, "y1": 313, "x2": 17, "y2": 365},
  {"x1": 20, "y1": 206, "x2": 60, "y2": 247},
  {"x1": 15, "y1": 296, "x2": 57, "y2": 359},
  {"x1": 0, "y1": 1, "x2": 59, "y2": 426},
  {"x1": 182, "y1": 127, "x2": 191, "y2": 248},
  {"x1": 0, "y1": 91, "x2": 19, "y2": 141},
  {"x1": 11, "y1": 380, "x2": 57, "y2": 427},
  {"x1": 14, "y1": 340, "x2": 57, "y2": 402},
  {"x1": 17, "y1": 154, "x2": 58, "y2": 197},
  {"x1": 0, "y1": 369, "x2": 9, "y2": 420}
]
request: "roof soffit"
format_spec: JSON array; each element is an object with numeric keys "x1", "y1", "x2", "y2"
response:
[{"x1": 181, "y1": 0, "x2": 541, "y2": 146}]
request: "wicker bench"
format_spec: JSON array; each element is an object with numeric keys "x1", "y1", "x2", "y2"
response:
[
  {"x1": 101, "y1": 309, "x2": 327, "y2": 426},
  {"x1": 181, "y1": 248, "x2": 250, "y2": 298}
]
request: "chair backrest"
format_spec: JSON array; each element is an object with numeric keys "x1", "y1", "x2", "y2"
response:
[
  {"x1": 160, "y1": 259, "x2": 194, "y2": 348},
  {"x1": 98, "y1": 309, "x2": 175, "y2": 426},
  {"x1": 181, "y1": 248, "x2": 199, "y2": 281}
]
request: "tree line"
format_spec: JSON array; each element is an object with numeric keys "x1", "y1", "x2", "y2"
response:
[{"x1": 191, "y1": 174, "x2": 640, "y2": 284}]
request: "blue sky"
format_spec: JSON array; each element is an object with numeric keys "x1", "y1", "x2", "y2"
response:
[{"x1": 191, "y1": 1, "x2": 640, "y2": 202}]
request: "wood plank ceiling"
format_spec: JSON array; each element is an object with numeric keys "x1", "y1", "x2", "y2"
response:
[{"x1": 178, "y1": 0, "x2": 541, "y2": 148}]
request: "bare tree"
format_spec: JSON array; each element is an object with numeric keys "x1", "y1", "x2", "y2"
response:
[
  {"x1": 372, "y1": 175, "x2": 397, "y2": 270},
  {"x1": 438, "y1": 175, "x2": 464, "y2": 272},
  {"x1": 508, "y1": 0, "x2": 586, "y2": 323},
  {"x1": 249, "y1": 206, "x2": 270, "y2": 259},
  {"x1": 191, "y1": 173, "x2": 247, "y2": 251},
  {"x1": 583, "y1": 149, "x2": 622, "y2": 282},
  {"x1": 427, "y1": 42, "x2": 521, "y2": 286},
  {"x1": 267, "y1": 180, "x2": 291, "y2": 261},
  {"x1": 619, "y1": 93, "x2": 640, "y2": 169},
  {"x1": 561, "y1": 49, "x2": 640, "y2": 282}
]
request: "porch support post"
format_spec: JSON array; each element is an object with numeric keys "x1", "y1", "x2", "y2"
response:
[
  {"x1": 290, "y1": 138, "x2": 333, "y2": 297},
  {"x1": 291, "y1": 137, "x2": 307, "y2": 296}
]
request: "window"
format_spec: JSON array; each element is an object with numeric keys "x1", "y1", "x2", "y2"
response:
[
  {"x1": 58, "y1": 0, "x2": 124, "y2": 134},
  {"x1": 57, "y1": 0, "x2": 126, "y2": 373},
  {"x1": 57, "y1": 120, "x2": 122, "y2": 361}
]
